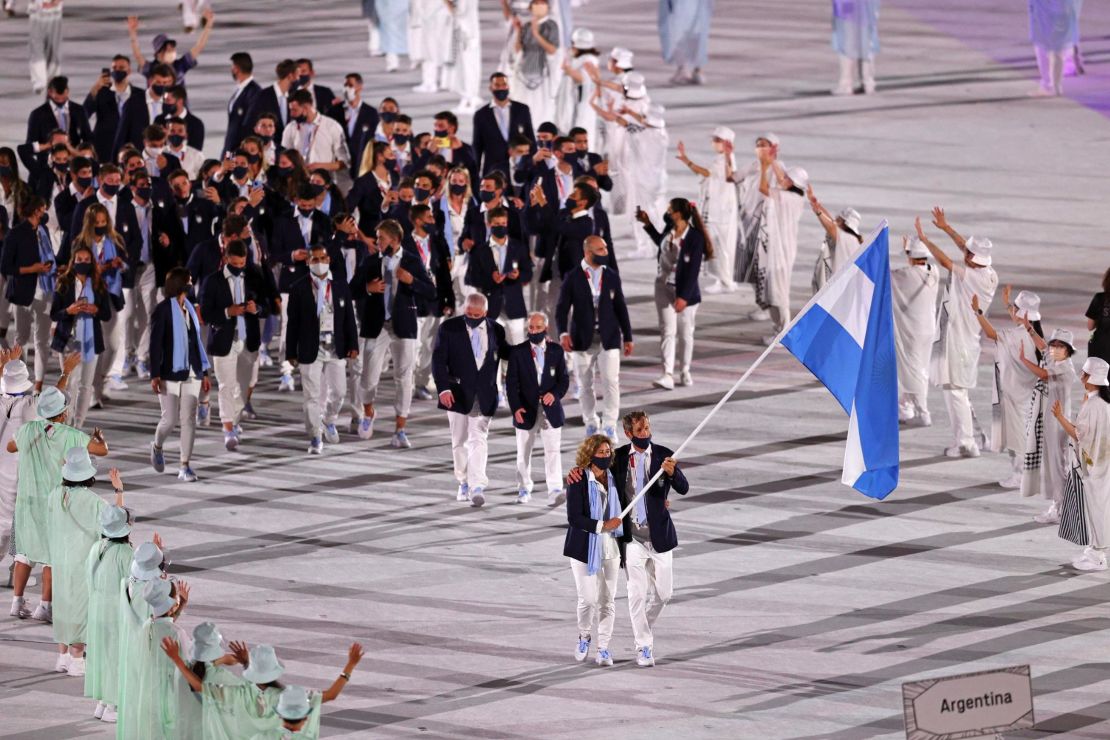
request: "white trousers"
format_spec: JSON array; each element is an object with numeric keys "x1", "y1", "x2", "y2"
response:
[
  {"x1": 300, "y1": 355, "x2": 347, "y2": 437},
  {"x1": 414, "y1": 315, "x2": 441, "y2": 390},
  {"x1": 28, "y1": 9, "x2": 62, "y2": 92},
  {"x1": 515, "y1": 416, "x2": 563, "y2": 493},
  {"x1": 706, "y1": 221, "x2": 735, "y2": 288},
  {"x1": 570, "y1": 557, "x2": 619, "y2": 649},
  {"x1": 625, "y1": 540, "x2": 673, "y2": 650},
  {"x1": 212, "y1": 344, "x2": 257, "y2": 426},
  {"x1": 448, "y1": 411, "x2": 491, "y2": 489},
  {"x1": 655, "y1": 284, "x2": 697, "y2": 376},
  {"x1": 360, "y1": 326, "x2": 416, "y2": 418},
  {"x1": 126, "y1": 263, "x2": 158, "y2": 365},
  {"x1": 154, "y1": 380, "x2": 200, "y2": 464},
  {"x1": 899, "y1": 391, "x2": 930, "y2": 422},
  {"x1": 278, "y1": 292, "x2": 295, "y2": 377},
  {"x1": 13, "y1": 297, "x2": 52, "y2": 382},
  {"x1": 572, "y1": 343, "x2": 621, "y2": 429},
  {"x1": 942, "y1": 386, "x2": 976, "y2": 448},
  {"x1": 94, "y1": 303, "x2": 124, "y2": 399},
  {"x1": 1034, "y1": 44, "x2": 1063, "y2": 95},
  {"x1": 64, "y1": 353, "x2": 99, "y2": 430},
  {"x1": 106, "y1": 288, "x2": 133, "y2": 378}
]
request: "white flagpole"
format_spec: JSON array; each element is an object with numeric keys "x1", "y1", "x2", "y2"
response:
[{"x1": 616, "y1": 220, "x2": 890, "y2": 520}]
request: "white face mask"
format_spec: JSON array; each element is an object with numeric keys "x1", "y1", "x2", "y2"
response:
[
  {"x1": 163, "y1": 50, "x2": 178, "y2": 64},
  {"x1": 343, "y1": 86, "x2": 357, "y2": 103},
  {"x1": 309, "y1": 262, "x2": 330, "y2": 277},
  {"x1": 145, "y1": 146, "x2": 163, "y2": 159}
]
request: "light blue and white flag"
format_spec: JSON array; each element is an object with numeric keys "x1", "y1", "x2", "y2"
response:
[{"x1": 780, "y1": 223, "x2": 899, "y2": 499}]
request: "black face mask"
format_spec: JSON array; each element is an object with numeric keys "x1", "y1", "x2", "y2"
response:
[
  {"x1": 110, "y1": 69, "x2": 128, "y2": 83},
  {"x1": 73, "y1": 262, "x2": 94, "y2": 276},
  {"x1": 135, "y1": 186, "x2": 152, "y2": 201},
  {"x1": 39, "y1": 212, "x2": 50, "y2": 227},
  {"x1": 528, "y1": 331, "x2": 546, "y2": 344},
  {"x1": 492, "y1": 88, "x2": 509, "y2": 101},
  {"x1": 384, "y1": 159, "x2": 398, "y2": 171},
  {"x1": 631, "y1": 434, "x2": 651, "y2": 449},
  {"x1": 478, "y1": 190, "x2": 495, "y2": 203},
  {"x1": 292, "y1": 114, "x2": 308, "y2": 124},
  {"x1": 232, "y1": 166, "x2": 249, "y2": 180},
  {"x1": 448, "y1": 183, "x2": 466, "y2": 196},
  {"x1": 0, "y1": 166, "x2": 12, "y2": 178},
  {"x1": 167, "y1": 134, "x2": 186, "y2": 148},
  {"x1": 490, "y1": 225, "x2": 508, "y2": 239},
  {"x1": 296, "y1": 74, "x2": 310, "y2": 88},
  {"x1": 226, "y1": 264, "x2": 244, "y2": 276},
  {"x1": 463, "y1": 316, "x2": 482, "y2": 329},
  {"x1": 433, "y1": 128, "x2": 449, "y2": 138},
  {"x1": 76, "y1": 175, "x2": 94, "y2": 190},
  {"x1": 151, "y1": 84, "x2": 166, "y2": 97},
  {"x1": 102, "y1": 183, "x2": 121, "y2": 197},
  {"x1": 380, "y1": 111, "x2": 398, "y2": 124},
  {"x1": 258, "y1": 134, "x2": 273, "y2": 144},
  {"x1": 564, "y1": 197, "x2": 577, "y2": 210},
  {"x1": 175, "y1": 194, "x2": 190, "y2": 205},
  {"x1": 591, "y1": 454, "x2": 612, "y2": 470},
  {"x1": 245, "y1": 153, "x2": 261, "y2": 165},
  {"x1": 663, "y1": 213, "x2": 674, "y2": 228},
  {"x1": 53, "y1": 161, "x2": 69, "y2": 173},
  {"x1": 309, "y1": 183, "x2": 326, "y2": 197},
  {"x1": 392, "y1": 133, "x2": 409, "y2": 146},
  {"x1": 94, "y1": 225, "x2": 109, "y2": 236},
  {"x1": 297, "y1": 207, "x2": 314, "y2": 218},
  {"x1": 413, "y1": 187, "x2": 430, "y2": 202},
  {"x1": 276, "y1": 165, "x2": 293, "y2": 177}
]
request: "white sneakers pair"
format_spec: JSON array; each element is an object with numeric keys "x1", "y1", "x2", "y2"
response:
[
  {"x1": 653, "y1": 372, "x2": 694, "y2": 391},
  {"x1": 93, "y1": 701, "x2": 118, "y2": 722},
  {"x1": 55, "y1": 653, "x2": 85, "y2": 677}
]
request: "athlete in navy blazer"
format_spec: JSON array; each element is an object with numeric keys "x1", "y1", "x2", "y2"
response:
[
  {"x1": 465, "y1": 236, "x2": 532, "y2": 321},
  {"x1": 641, "y1": 217, "x2": 705, "y2": 308},
  {"x1": 611, "y1": 441, "x2": 688, "y2": 553},
  {"x1": 223, "y1": 78, "x2": 262, "y2": 155},
  {"x1": 49, "y1": 273, "x2": 113, "y2": 355},
  {"x1": 472, "y1": 93, "x2": 535, "y2": 177},
  {"x1": 555, "y1": 252, "x2": 633, "y2": 353},
  {"x1": 432, "y1": 314, "x2": 510, "y2": 417},
  {"x1": 284, "y1": 270, "x2": 358, "y2": 366},
  {"x1": 148, "y1": 294, "x2": 209, "y2": 383},
  {"x1": 199, "y1": 262, "x2": 270, "y2": 356},
  {"x1": 506, "y1": 337, "x2": 569, "y2": 431},
  {"x1": 563, "y1": 470, "x2": 629, "y2": 567},
  {"x1": 1, "y1": 218, "x2": 49, "y2": 307},
  {"x1": 349, "y1": 244, "x2": 435, "y2": 341},
  {"x1": 25, "y1": 96, "x2": 92, "y2": 149}
]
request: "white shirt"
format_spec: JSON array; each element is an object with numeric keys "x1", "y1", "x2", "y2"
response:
[
  {"x1": 96, "y1": 191, "x2": 118, "y2": 225},
  {"x1": 466, "y1": 320, "x2": 489, "y2": 366},
  {"x1": 281, "y1": 111, "x2": 350, "y2": 169},
  {"x1": 312, "y1": 275, "x2": 335, "y2": 333},
  {"x1": 580, "y1": 258, "x2": 604, "y2": 308},
  {"x1": 166, "y1": 145, "x2": 203, "y2": 180},
  {"x1": 146, "y1": 91, "x2": 163, "y2": 123},
  {"x1": 273, "y1": 83, "x2": 289, "y2": 125}
]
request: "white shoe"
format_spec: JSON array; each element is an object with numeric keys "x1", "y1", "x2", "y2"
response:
[
  {"x1": 323, "y1": 423, "x2": 340, "y2": 444},
  {"x1": 456, "y1": 484, "x2": 470, "y2": 502},
  {"x1": 94, "y1": 701, "x2": 106, "y2": 719},
  {"x1": 385, "y1": 53, "x2": 400, "y2": 72},
  {"x1": 1028, "y1": 85, "x2": 1055, "y2": 98},
  {"x1": 547, "y1": 489, "x2": 567, "y2": 507},
  {"x1": 832, "y1": 81, "x2": 854, "y2": 96},
  {"x1": 277, "y1": 374, "x2": 295, "y2": 392},
  {"x1": 308, "y1": 437, "x2": 323, "y2": 455},
  {"x1": 1034, "y1": 502, "x2": 1061, "y2": 525},
  {"x1": 32, "y1": 602, "x2": 52, "y2": 623},
  {"x1": 575, "y1": 635, "x2": 591, "y2": 662},
  {"x1": 748, "y1": 308, "x2": 771, "y2": 321},
  {"x1": 1073, "y1": 551, "x2": 1108, "y2": 571},
  {"x1": 358, "y1": 416, "x2": 375, "y2": 440},
  {"x1": 679, "y1": 371, "x2": 693, "y2": 387},
  {"x1": 412, "y1": 82, "x2": 438, "y2": 93},
  {"x1": 703, "y1": 281, "x2": 725, "y2": 295},
  {"x1": 652, "y1": 374, "x2": 675, "y2": 390},
  {"x1": 635, "y1": 645, "x2": 655, "y2": 667},
  {"x1": 106, "y1": 374, "x2": 128, "y2": 392},
  {"x1": 517, "y1": 489, "x2": 531, "y2": 504},
  {"x1": 916, "y1": 412, "x2": 932, "y2": 427},
  {"x1": 470, "y1": 487, "x2": 486, "y2": 507},
  {"x1": 944, "y1": 444, "x2": 980, "y2": 458},
  {"x1": 595, "y1": 648, "x2": 614, "y2": 666},
  {"x1": 10, "y1": 597, "x2": 30, "y2": 619},
  {"x1": 998, "y1": 473, "x2": 1022, "y2": 489},
  {"x1": 54, "y1": 653, "x2": 70, "y2": 673},
  {"x1": 67, "y1": 656, "x2": 86, "y2": 677},
  {"x1": 101, "y1": 705, "x2": 118, "y2": 723}
]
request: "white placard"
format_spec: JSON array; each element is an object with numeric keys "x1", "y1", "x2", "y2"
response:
[{"x1": 902, "y1": 665, "x2": 1034, "y2": 740}]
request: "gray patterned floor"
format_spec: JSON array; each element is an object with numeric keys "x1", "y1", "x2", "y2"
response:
[{"x1": 2, "y1": 0, "x2": 1110, "y2": 737}]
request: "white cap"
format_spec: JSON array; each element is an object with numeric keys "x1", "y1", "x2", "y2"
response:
[
  {"x1": 571, "y1": 28, "x2": 595, "y2": 50},
  {"x1": 624, "y1": 72, "x2": 647, "y2": 100},
  {"x1": 1014, "y1": 290, "x2": 1041, "y2": 322},
  {"x1": 611, "y1": 47, "x2": 634, "y2": 70},
  {"x1": 838, "y1": 207, "x2": 861, "y2": 236},
  {"x1": 1083, "y1": 357, "x2": 1110, "y2": 387},
  {"x1": 907, "y1": 237, "x2": 929, "y2": 259},
  {"x1": 965, "y1": 236, "x2": 992, "y2": 267},
  {"x1": 712, "y1": 125, "x2": 735, "y2": 144},
  {"x1": 1048, "y1": 328, "x2": 1075, "y2": 352},
  {"x1": 756, "y1": 133, "x2": 780, "y2": 147},
  {"x1": 785, "y1": 167, "x2": 809, "y2": 190}
]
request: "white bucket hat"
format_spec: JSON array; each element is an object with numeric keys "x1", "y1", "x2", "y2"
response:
[
  {"x1": 712, "y1": 125, "x2": 735, "y2": 144},
  {"x1": 907, "y1": 237, "x2": 930, "y2": 259},
  {"x1": 99, "y1": 505, "x2": 131, "y2": 538},
  {"x1": 965, "y1": 236, "x2": 992, "y2": 267},
  {"x1": 191, "y1": 622, "x2": 225, "y2": 663},
  {"x1": 1, "y1": 360, "x2": 32, "y2": 394},
  {"x1": 571, "y1": 28, "x2": 595, "y2": 50},
  {"x1": 131, "y1": 542, "x2": 164, "y2": 581},
  {"x1": 838, "y1": 207, "x2": 862, "y2": 236},
  {"x1": 243, "y1": 645, "x2": 285, "y2": 684},
  {"x1": 277, "y1": 686, "x2": 312, "y2": 721},
  {"x1": 785, "y1": 167, "x2": 809, "y2": 190},
  {"x1": 61, "y1": 446, "x2": 97, "y2": 482},
  {"x1": 756, "y1": 133, "x2": 780, "y2": 147},
  {"x1": 611, "y1": 47, "x2": 633, "y2": 70},
  {"x1": 1014, "y1": 290, "x2": 1041, "y2": 321},
  {"x1": 623, "y1": 72, "x2": 647, "y2": 100},
  {"x1": 142, "y1": 579, "x2": 176, "y2": 617},
  {"x1": 1083, "y1": 357, "x2": 1110, "y2": 387},
  {"x1": 37, "y1": 386, "x2": 68, "y2": 419},
  {"x1": 1048, "y1": 328, "x2": 1075, "y2": 353}
]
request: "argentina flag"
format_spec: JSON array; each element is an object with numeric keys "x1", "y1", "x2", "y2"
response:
[{"x1": 780, "y1": 223, "x2": 899, "y2": 499}]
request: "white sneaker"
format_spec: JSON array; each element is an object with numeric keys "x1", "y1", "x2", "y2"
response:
[
  {"x1": 1074, "y1": 551, "x2": 1108, "y2": 572},
  {"x1": 323, "y1": 423, "x2": 340, "y2": 444},
  {"x1": 944, "y1": 444, "x2": 980, "y2": 459},
  {"x1": 998, "y1": 473, "x2": 1022, "y2": 489},
  {"x1": 595, "y1": 648, "x2": 613, "y2": 666},
  {"x1": 308, "y1": 437, "x2": 323, "y2": 455},
  {"x1": 1034, "y1": 502, "x2": 1061, "y2": 525},
  {"x1": 101, "y1": 705, "x2": 118, "y2": 723},
  {"x1": 278, "y1": 374, "x2": 295, "y2": 392},
  {"x1": 470, "y1": 487, "x2": 486, "y2": 507},
  {"x1": 67, "y1": 656, "x2": 86, "y2": 677},
  {"x1": 652, "y1": 374, "x2": 675, "y2": 390},
  {"x1": 456, "y1": 484, "x2": 470, "y2": 502},
  {"x1": 679, "y1": 371, "x2": 693, "y2": 387},
  {"x1": 106, "y1": 374, "x2": 128, "y2": 392},
  {"x1": 575, "y1": 635, "x2": 591, "y2": 662},
  {"x1": 412, "y1": 82, "x2": 438, "y2": 93},
  {"x1": 385, "y1": 53, "x2": 400, "y2": 72},
  {"x1": 10, "y1": 597, "x2": 30, "y2": 619},
  {"x1": 54, "y1": 653, "x2": 70, "y2": 673},
  {"x1": 635, "y1": 645, "x2": 655, "y2": 667},
  {"x1": 32, "y1": 602, "x2": 52, "y2": 623},
  {"x1": 748, "y1": 308, "x2": 771, "y2": 321},
  {"x1": 358, "y1": 416, "x2": 375, "y2": 440},
  {"x1": 517, "y1": 489, "x2": 531, "y2": 504},
  {"x1": 94, "y1": 701, "x2": 106, "y2": 719},
  {"x1": 547, "y1": 489, "x2": 567, "y2": 507},
  {"x1": 703, "y1": 281, "x2": 725, "y2": 295}
]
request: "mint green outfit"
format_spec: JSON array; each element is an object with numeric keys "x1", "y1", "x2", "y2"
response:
[
  {"x1": 47, "y1": 483, "x2": 106, "y2": 645},
  {"x1": 13, "y1": 419, "x2": 89, "y2": 563},
  {"x1": 84, "y1": 539, "x2": 133, "y2": 704}
]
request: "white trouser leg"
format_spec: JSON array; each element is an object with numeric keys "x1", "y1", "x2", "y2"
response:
[
  {"x1": 176, "y1": 383, "x2": 199, "y2": 464},
  {"x1": 676, "y1": 303, "x2": 698, "y2": 374},
  {"x1": 346, "y1": 349, "x2": 364, "y2": 421},
  {"x1": 359, "y1": 334, "x2": 391, "y2": 411},
  {"x1": 861, "y1": 57, "x2": 876, "y2": 93},
  {"x1": 109, "y1": 289, "x2": 133, "y2": 377},
  {"x1": 213, "y1": 346, "x2": 256, "y2": 426},
  {"x1": 390, "y1": 330, "x2": 416, "y2": 418},
  {"x1": 515, "y1": 424, "x2": 538, "y2": 492},
  {"x1": 541, "y1": 423, "x2": 563, "y2": 493},
  {"x1": 465, "y1": 414, "x2": 491, "y2": 489},
  {"x1": 133, "y1": 264, "x2": 158, "y2": 364},
  {"x1": 68, "y1": 354, "x2": 98, "y2": 429},
  {"x1": 769, "y1": 304, "x2": 789, "y2": 335},
  {"x1": 570, "y1": 558, "x2": 619, "y2": 649},
  {"x1": 496, "y1": 316, "x2": 526, "y2": 396},
  {"x1": 655, "y1": 284, "x2": 676, "y2": 376},
  {"x1": 300, "y1": 360, "x2": 324, "y2": 437},
  {"x1": 570, "y1": 559, "x2": 598, "y2": 638},
  {"x1": 572, "y1": 345, "x2": 601, "y2": 428},
  {"x1": 154, "y1": 392, "x2": 179, "y2": 448},
  {"x1": 625, "y1": 540, "x2": 673, "y2": 650},
  {"x1": 320, "y1": 357, "x2": 347, "y2": 426},
  {"x1": 14, "y1": 298, "x2": 51, "y2": 382},
  {"x1": 413, "y1": 316, "x2": 439, "y2": 390},
  {"x1": 95, "y1": 309, "x2": 123, "y2": 394},
  {"x1": 448, "y1": 411, "x2": 471, "y2": 483},
  {"x1": 596, "y1": 348, "x2": 621, "y2": 430},
  {"x1": 1034, "y1": 45, "x2": 1052, "y2": 91},
  {"x1": 1049, "y1": 49, "x2": 1063, "y2": 94},
  {"x1": 278, "y1": 293, "x2": 295, "y2": 377},
  {"x1": 707, "y1": 222, "x2": 734, "y2": 287},
  {"x1": 943, "y1": 386, "x2": 975, "y2": 448},
  {"x1": 834, "y1": 54, "x2": 854, "y2": 94}
]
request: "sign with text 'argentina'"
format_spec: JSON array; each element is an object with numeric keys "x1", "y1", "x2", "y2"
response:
[{"x1": 902, "y1": 665, "x2": 1034, "y2": 740}]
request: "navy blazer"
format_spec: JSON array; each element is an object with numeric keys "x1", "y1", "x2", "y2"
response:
[
  {"x1": 432, "y1": 316, "x2": 510, "y2": 417},
  {"x1": 49, "y1": 278, "x2": 113, "y2": 354},
  {"x1": 199, "y1": 265, "x2": 270, "y2": 355},
  {"x1": 572, "y1": 151, "x2": 613, "y2": 192},
  {"x1": 112, "y1": 92, "x2": 162, "y2": 159},
  {"x1": 327, "y1": 101, "x2": 379, "y2": 176},
  {"x1": 26, "y1": 100, "x2": 92, "y2": 148},
  {"x1": 148, "y1": 199, "x2": 188, "y2": 287},
  {"x1": 270, "y1": 210, "x2": 334, "y2": 293},
  {"x1": 555, "y1": 266, "x2": 633, "y2": 352},
  {"x1": 185, "y1": 236, "x2": 257, "y2": 284},
  {"x1": 563, "y1": 474, "x2": 629, "y2": 567},
  {"x1": 149, "y1": 297, "x2": 209, "y2": 382},
  {"x1": 457, "y1": 200, "x2": 524, "y2": 254},
  {"x1": 223, "y1": 79, "x2": 262, "y2": 155},
  {"x1": 505, "y1": 340, "x2": 569, "y2": 430},
  {"x1": 472, "y1": 101, "x2": 535, "y2": 177},
  {"x1": 403, "y1": 233, "x2": 454, "y2": 318},
  {"x1": 1, "y1": 221, "x2": 51, "y2": 306},
  {"x1": 245, "y1": 86, "x2": 290, "y2": 146},
  {"x1": 345, "y1": 171, "x2": 389, "y2": 234},
  {"x1": 551, "y1": 210, "x2": 618, "y2": 280},
  {"x1": 465, "y1": 238, "x2": 532, "y2": 320},
  {"x1": 53, "y1": 188, "x2": 84, "y2": 241},
  {"x1": 611, "y1": 443, "x2": 688, "y2": 554},
  {"x1": 643, "y1": 222, "x2": 704, "y2": 306},
  {"x1": 62, "y1": 196, "x2": 143, "y2": 290},
  {"x1": 153, "y1": 193, "x2": 223, "y2": 262},
  {"x1": 154, "y1": 109, "x2": 205, "y2": 151},
  {"x1": 284, "y1": 274, "x2": 358, "y2": 365},
  {"x1": 350, "y1": 246, "x2": 434, "y2": 340}
]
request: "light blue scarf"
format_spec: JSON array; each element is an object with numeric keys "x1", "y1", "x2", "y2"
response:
[
  {"x1": 586, "y1": 470, "x2": 623, "y2": 575},
  {"x1": 95, "y1": 237, "x2": 123, "y2": 297},
  {"x1": 438, "y1": 196, "x2": 457, "y2": 258},
  {"x1": 75, "y1": 277, "x2": 96, "y2": 362},
  {"x1": 37, "y1": 226, "x2": 56, "y2": 296},
  {"x1": 170, "y1": 298, "x2": 210, "y2": 374}
]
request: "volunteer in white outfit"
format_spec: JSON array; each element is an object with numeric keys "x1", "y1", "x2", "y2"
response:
[
  {"x1": 831, "y1": 0, "x2": 880, "y2": 95},
  {"x1": 510, "y1": 0, "x2": 562, "y2": 128},
  {"x1": 973, "y1": 286, "x2": 1042, "y2": 488},
  {"x1": 1029, "y1": 0, "x2": 1082, "y2": 97},
  {"x1": 752, "y1": 155, "x2": 807, "y2": 344},
  {"x1": 807, "y1": 184, "x2": 863, "y2": 292},
  {"x1": 891, "y1": 237, "x2": 939, "y2": 427},
  {"x1": 1052, "y1": 357, "x2": 1110, "y2": 572},
  {"x1": 676, "y1": 126, "x2": 737, "y2": 294},
  {"x1": 554, "y1": 28, "x2": 600, "y2": 144},
  {"x1": 28, "y1": 0, "x2": 64, "y2": 95},
  {"x1": 447, "y1": 0, "x2": 483, "y2": 114},
  {"x1": 410, "y1": 0, "x2": 453, "y2": 94},
  {"x1": 1019, "y1": 328, "x2": 1077, "y2": 524},
  {"x1": 735, "y1": 133, "x2": 786, "y2": 291},
  {"x1": 915, "y1": 208, "x2": 998, "y2": 459}
]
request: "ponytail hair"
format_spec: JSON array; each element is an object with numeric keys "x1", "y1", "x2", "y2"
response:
[{"x1": 669, "y1": 197, "x2": 715, "y2": 260}]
